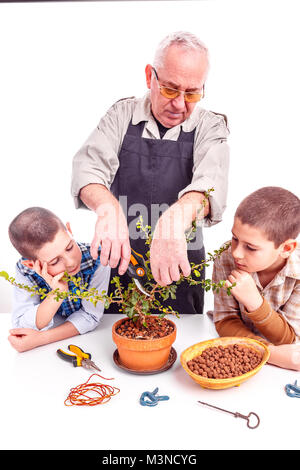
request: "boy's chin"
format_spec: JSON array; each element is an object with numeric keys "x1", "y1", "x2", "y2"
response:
[{"x1": 67, "y1": 265, "x2": 80, "y2": 275}]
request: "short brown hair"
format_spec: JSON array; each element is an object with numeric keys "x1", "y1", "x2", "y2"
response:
[
  {"x1": 235, "y1": 187, "x2": 300, "y2": 247},
  {"x1": 9, "y1": 207, "x2": 66, "y2": 260}
]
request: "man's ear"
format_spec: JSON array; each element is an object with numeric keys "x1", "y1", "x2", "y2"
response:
[
  {"x1": 280, "y1": 239, "x2": 297, "y2": 258},
  {"x1": 66, "y1": 222, "x2": 73, "y2": 236},
  {"x1": 21, "y1": 260, "x2": 34, "y2": 269},
  {"x1": 145, "y1": 64, "x2": 153, "y2": 89}
]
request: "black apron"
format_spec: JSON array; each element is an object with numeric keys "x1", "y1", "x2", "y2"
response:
[{"x1": 108, "y1": 119, "x2": 205, "y2": 314}]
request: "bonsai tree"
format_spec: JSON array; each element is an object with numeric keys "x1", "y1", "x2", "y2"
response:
[{"x1": 0, "y1": 189, "x2": 232, "y2": 331}]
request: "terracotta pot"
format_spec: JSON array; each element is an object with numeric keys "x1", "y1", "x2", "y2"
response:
[{"x1": 112, "y1": 316, "x2": 177, "y2": 371}]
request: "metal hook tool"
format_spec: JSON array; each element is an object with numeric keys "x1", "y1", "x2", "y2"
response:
[{"x1": 198, "y1": 400, "x2": 260, "y2": 429}]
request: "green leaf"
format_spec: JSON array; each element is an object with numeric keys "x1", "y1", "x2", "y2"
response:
[{"x1": 0, "y1": 271, "x2": 9, "y2": 280}]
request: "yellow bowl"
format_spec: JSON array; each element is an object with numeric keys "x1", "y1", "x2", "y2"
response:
[{"x1": 180, "y1": 337, "x2": 270, "y2": 390}]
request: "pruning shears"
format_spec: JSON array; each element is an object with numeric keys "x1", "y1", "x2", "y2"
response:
[
  {"x1": 57, "y1": 344, "x2": 101, "y2": 372},
  {"x1": 126, "y1": 248, "x2": 150, "y2": 297}
]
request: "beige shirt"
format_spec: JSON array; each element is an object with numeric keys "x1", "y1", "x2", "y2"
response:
[
  {"x1": 71, "y1": 93, "x2": 230, "y2": 227},
  {"x1": 210, "y1": 242, "x2": 300, "y2": 342}
]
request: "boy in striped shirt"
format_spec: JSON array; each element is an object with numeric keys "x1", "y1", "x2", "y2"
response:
[{"x1": 210, "y1": 187, "x2": 300, "y2": 371}]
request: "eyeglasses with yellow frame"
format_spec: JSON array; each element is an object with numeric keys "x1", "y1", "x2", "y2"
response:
[{"x1": 152, "y1": 67, "x2": 205, "y2": 103}]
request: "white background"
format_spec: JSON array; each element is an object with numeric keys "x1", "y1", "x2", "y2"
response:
[
  {"x1": 0, "y1": 0, "x2": 299, "y2": 453},
  {"x1": 0, "y1": 0, "x2": 299, "y2": 311}
]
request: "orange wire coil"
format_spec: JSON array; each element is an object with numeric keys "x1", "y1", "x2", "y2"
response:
[{"x1": 64, "y1": 373, "x2": 120, "y2": 407}]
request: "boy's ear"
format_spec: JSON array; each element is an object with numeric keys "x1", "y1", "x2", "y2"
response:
[
  {"x1": 280, "y1": 239, "x2": 297, "y2": 258},
  {"x1": 66, "y1": 222, "x2": 73, "y2": 236},
  {"x1": 21, "y1": 260, "x2": 34, "y2": 269}
]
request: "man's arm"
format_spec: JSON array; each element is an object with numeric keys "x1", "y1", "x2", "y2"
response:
[
  {"x1": 71, "y1": 99, "x2": 135, "y2": 274},
  {"x1": 150, "y1": 190, "x2": 209, "y2": 285},
  {"x1": 178, "y1": 111, "x2": 230, "y2": 226},
  {"x1": 71, "y1": 99, "x2": 133, "y2": 210}
]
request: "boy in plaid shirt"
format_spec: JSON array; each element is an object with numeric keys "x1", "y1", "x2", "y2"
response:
[
  {"x1": 210, "y1": 187, "x2": 300, "y2": 371},
  {"x1": 8, "y1": 207, "x2": 110, "y2": 352}
]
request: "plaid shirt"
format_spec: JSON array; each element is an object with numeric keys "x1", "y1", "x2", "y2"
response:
[
  {"x1": 211, "y1": 242, "x2": 300, "y2": 341},
  {"x1": 16, "y1": 242, "x2": 100, "y2": 317}
]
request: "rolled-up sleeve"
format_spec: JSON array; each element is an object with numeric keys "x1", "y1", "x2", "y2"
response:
[
  {"x1": 12, "y1": 268, "x2": 52, "y2": 330},
  {"x1": 178, "y1": 112, "x2": 230, "y2": 226},
  {"x1": 71, "y1": 100, "x2": 133, "y2": 209}
]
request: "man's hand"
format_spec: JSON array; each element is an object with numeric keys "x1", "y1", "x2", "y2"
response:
[
  {"x1": 91, "y1": 202, "x2": 131, "y2": 275},
  {"x1": 8, "y1": 328, "x2": 43, "y2": 352},
  {"x1": 150, "y1": 191, "x2": 209, "y2": 286},
  {"x1": 150, "y1": 236, "x2": 191, "y2": 286},
  {"x1": 225, "y1": 270, "x2": 263, "y2": 312},
  {"x1": 80, "y1": 184, "x2": 131, "y2": 275},
  {"x1": 150, "y1": 205, "x2": 191, "y2": 286}
]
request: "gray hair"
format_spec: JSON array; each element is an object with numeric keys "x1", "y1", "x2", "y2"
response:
[{"x1": 153, "y1": 31, "x2": 209, "y2": 69}]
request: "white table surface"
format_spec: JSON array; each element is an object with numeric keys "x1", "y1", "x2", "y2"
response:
[{"x1": 0, "y1": 312, "x2": 298, "y2": 451}]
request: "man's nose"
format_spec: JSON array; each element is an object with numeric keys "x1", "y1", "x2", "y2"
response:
[{"x1": 171, "y1": 92, "x2": 186, "y2": 110}]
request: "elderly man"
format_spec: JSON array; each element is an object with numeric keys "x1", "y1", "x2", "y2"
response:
[{"x1": 71, "y1": 31, "x2": 229, "y2": 314}]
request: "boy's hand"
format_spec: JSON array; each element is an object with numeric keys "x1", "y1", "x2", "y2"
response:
[
  {"x1": 30, "y1": 260, "x2": 68, "y2": 292},
  {"x1": 225, "y1": 269, "x2": 263, "y2": 312},
  {"x1": 268, "y1": 344, "x2": 300, "y2": 371},
  {"x1": 8, "y1": 322, "x2": 79, "y2": 353},
  {"x1": 8, "y1": 328, "x2": 42, "y2": 352},
  {"x1": 21, "y1": 261, "x2": 69, "y2": 330}
]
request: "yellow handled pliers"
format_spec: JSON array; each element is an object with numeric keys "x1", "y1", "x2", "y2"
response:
[{"x1": 57, "y1": 344, "x2": 101, "y2": 372}]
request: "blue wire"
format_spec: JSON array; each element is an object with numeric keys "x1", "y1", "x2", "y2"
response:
[
  {"x1": 139, "y1": 388, "x2": 170, "y2": 407},
  {"x1": 285, "y1": 380, "x2": 300, "y2": 398}
]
